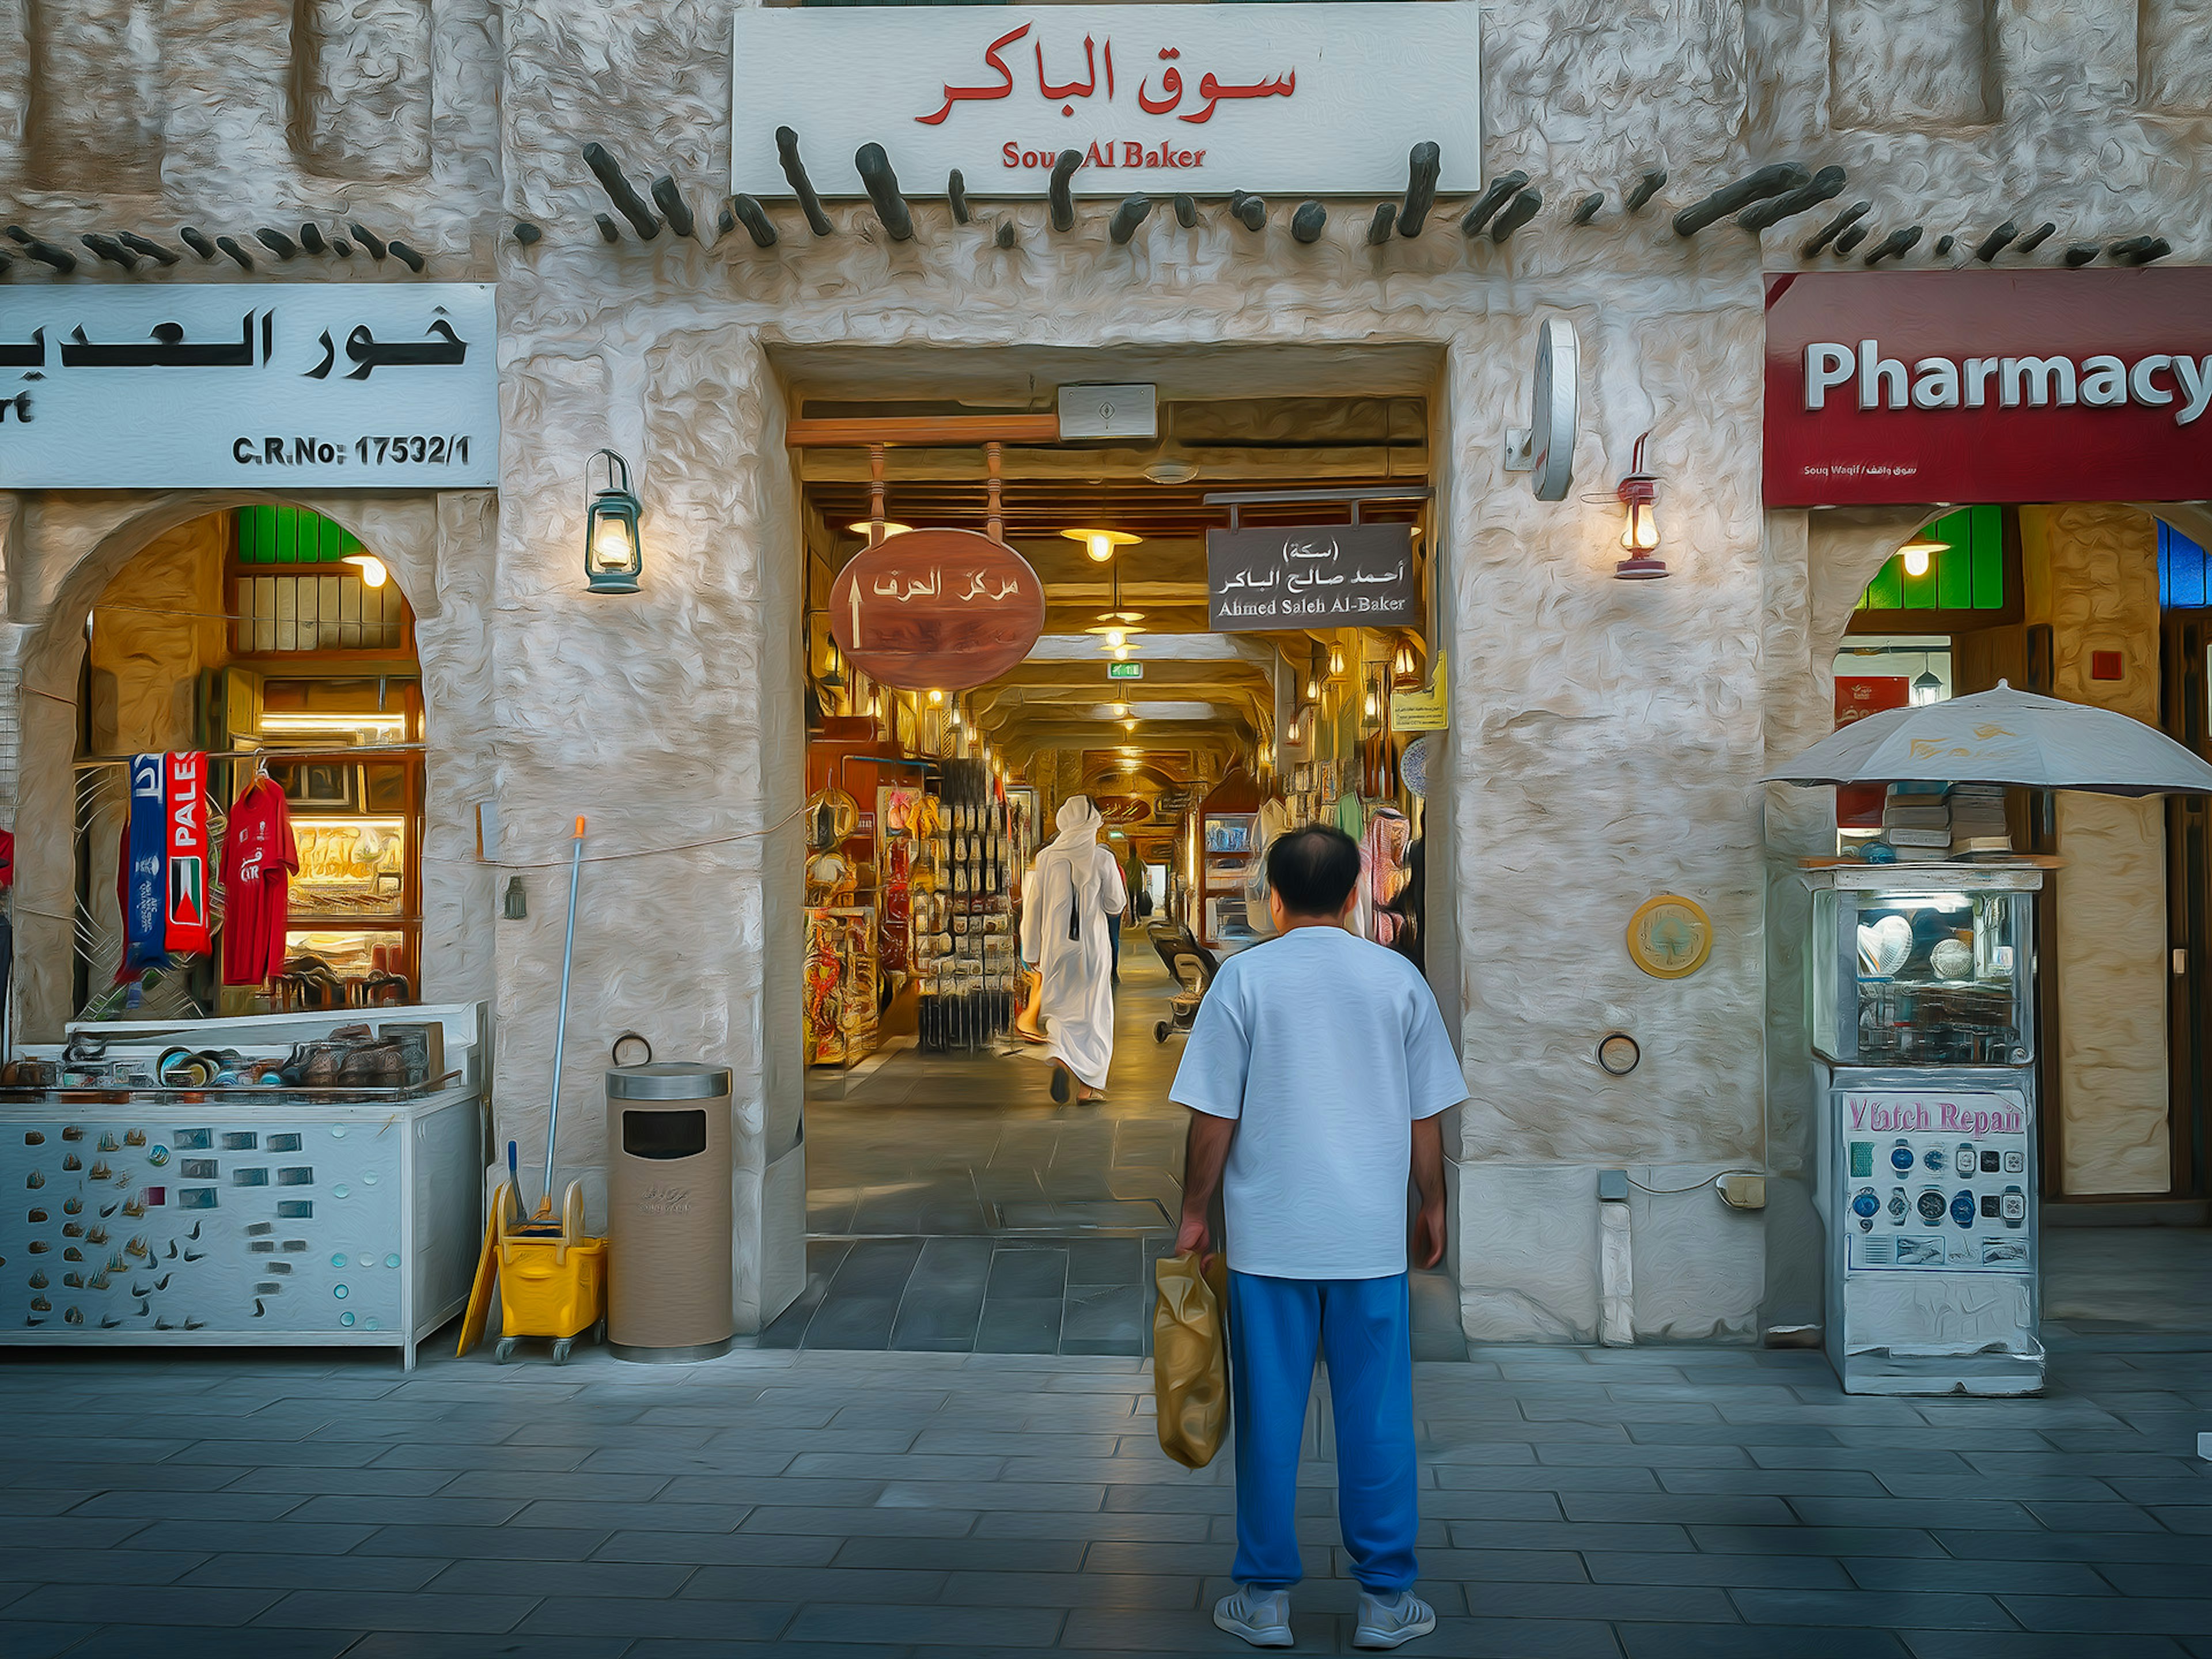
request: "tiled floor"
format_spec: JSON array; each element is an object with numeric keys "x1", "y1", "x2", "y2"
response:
[
  {"x1": 0, "y1": 1320, "x2": 2206, "y2": 1656},
  {"x1": 779, "y1": 946, "x2": 1468, "y2": 1359}
]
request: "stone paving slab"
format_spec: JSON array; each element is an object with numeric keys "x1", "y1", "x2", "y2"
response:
[{"x1": 0, "y1": 1320, "x2": 2205, "y2": 1655}]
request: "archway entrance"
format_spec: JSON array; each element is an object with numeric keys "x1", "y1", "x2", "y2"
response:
[
  {"x1": 1830, "y1": 504, "x2": 2212, "y2": 1331},
  {"x1": 64, "y1": 503, "x2": 429, "y2": 1025},
  {"x1": 764, "y1": 347, "x2": 1453, "y2": 1353}
]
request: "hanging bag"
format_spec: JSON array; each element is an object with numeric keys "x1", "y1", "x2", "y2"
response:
[{"x1": 1152, "y1": 1249, "x2": 1232, "y2": 1469}]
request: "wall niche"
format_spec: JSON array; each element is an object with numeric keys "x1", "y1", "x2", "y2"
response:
[
  {"x1": 1828, "y1": 0, "x2": 1999, "y2": 129},
  {"x1": 2141, "y1": 0, "x2": 2212, "y2": 115},
  {"x1": 291, "y1": 0, "x2": 432, "y2": 180},
  {"x1": 25, "y1": 0, "x2": 164, "y2": 192}
]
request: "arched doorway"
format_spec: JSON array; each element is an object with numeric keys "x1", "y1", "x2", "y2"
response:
[
  {"x1": 1822, "y1": 503, "x2": 2212, "y2": 1325},
  {"x1": 21, "y1": 500, "x2": 431, "y2": 1033}
]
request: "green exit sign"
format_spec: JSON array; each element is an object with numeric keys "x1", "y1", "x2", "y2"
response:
[{"x1": 1107, "y1": 661, "x2": 1143, "y2": 679}]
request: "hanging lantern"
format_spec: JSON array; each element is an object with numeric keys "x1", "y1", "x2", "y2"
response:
[
  {"x1": 1614, "y1": 431, "x2": 1668, "y2": 580},
  {"x1": 1911, "y1": 669, "x2": 1944, "y2": 706},
  {"x1": 1391, "y1": 635, "x2": 1423, "y2": 690},
  {"x1": 1363, "y1": 676, "x2": 1382, "y2": 726},
  {"x1": 1327, "y1": 643, "x2": 1347, "y2": 678},
  {"x1": 584, "y1": 449, "x2": 645, "y2": 594},
  {"x1": 1898, "y1": 531, "x2": 1948, "y2": 579}
]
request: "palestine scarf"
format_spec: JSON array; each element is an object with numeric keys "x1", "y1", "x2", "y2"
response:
[{"x1": 116, "y1": 751, "x2": 211, "y2": 979}]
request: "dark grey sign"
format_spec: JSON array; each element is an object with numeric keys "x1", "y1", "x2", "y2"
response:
[{"x1": 1206, "y1": 523, "x2": 1418, "y2": 631}]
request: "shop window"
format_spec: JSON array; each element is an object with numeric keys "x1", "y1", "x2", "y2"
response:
[
  {"x1": 2158, "y1": 522, "x2": 2211, "y2": 610},
  {"x1": 233, "y1": 506, "x2": 410, "y2": 654},
  {"x1": 1857, "y1": 505, "x2": 2006, "y2": 615}
]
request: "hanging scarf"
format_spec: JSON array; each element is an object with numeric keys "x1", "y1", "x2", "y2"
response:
[
  {"x1": 163, "y1": 751, "x2": 211, "y2": 956},
  {"x1": 118, "y1": 753, "x2": 170, "y2": 978},
  {"x1": 1360, "y1": 810, "x2": 1408, "y2": 947}
]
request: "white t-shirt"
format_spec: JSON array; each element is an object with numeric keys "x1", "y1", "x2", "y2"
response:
[{"x1": 1169, "y1": 925, "x2": 1466, "y2": 1280}]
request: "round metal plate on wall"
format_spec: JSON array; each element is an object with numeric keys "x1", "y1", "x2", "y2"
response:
[
  {"x1": 1597, "y1": 1032, "x2": 1641, "y2": 1075},
  {"x1": 1626, "y1": 894, "x2": 1713, "y2": 979}
]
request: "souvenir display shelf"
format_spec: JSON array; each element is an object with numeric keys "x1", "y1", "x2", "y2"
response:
[
  {"x1": 917, "y1": 759, "x2": 1018, "y2": 1052},
  {"x1": 1197, "y1": 810, "x2": 1259, "y2": 950},
  {"x1": 0, "y1": 1004, "x2": 484, "y2": 1370}
]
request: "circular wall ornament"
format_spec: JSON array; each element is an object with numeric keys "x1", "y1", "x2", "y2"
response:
[
  {"x1": 1626, "y1": 894, "x2": 1713, "y2": 979},
  {"x1": 1399, "y1": 734, "x2": 1433, "y2": 798},
  {"x1": 1597, "y1": 1032, "x2": 1641, "y2": 1075},
  {"x1": 828, "y1": 528, "x2": 1047, "y2": 691}
]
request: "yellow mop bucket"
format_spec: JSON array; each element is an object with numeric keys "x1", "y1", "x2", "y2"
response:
[{"x1": 492, "y1": 1177, "x2": 607, "y2": 1364}]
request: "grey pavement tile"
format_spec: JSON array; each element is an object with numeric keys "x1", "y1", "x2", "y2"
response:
[
  {"x1": 680, "y1": 1565, "x2": 947, "y2": 1601},
  {"x1": 786, "y1": 1450, "x2": 1003, "y2": 1482},
  {"x1": 0, "y1": 1518, "x2": 176, "y2": 1552},
  {"x1": 1933, "y1": 1528, "x2": 2212, "y2": 1564},
  {"x1": 2100, "y1": 1563, "x2": 2212, "y2": 1596},
  {"x1": 975, "y1": 1297, "x2": 1065, "y2": 1354},
  {"x1": 802, "y1": 1295, "x2": 902, "y2": 1351},
  {"x1": 945, "y1": 1570, "x2": 1200, "y2": 1609},
  {"x1": 1446, "y1": 1519, "x2": 1695, "y2": 1552},
  {"x1": 1067, "y1": 1237, "x2": 1142, "y2": 1285},
  {"x1": 740, "y1": 1504, "x2": 980, "y2": 1537},
  {"x1": 6, "y1": 1583, "x2": 285, "y2": 1627},
  {"x1": 838, "y1": 1535, "x2": 1088, "y2": 1572},
  {"x1": 1847, "y1": 1556, "x2": 2117, "y2": 1596},
  {"x1": 659, "y1": 1475, "x2": 881, "y2": 1508},
  {"x1": 339, "y1": 1638, "x2": 632, "y2": 1659},
  {"x1": 421, "y1": 1557, "x2": 695, "y2": 1598},
  {"x1": 2109, "y1": 1479, "x2": 2212, "y2": 1506},
  {"x1": 974, "y1": 1508, "x2": 1210, "y2": 1541},
  {"x1": 1618, "y1": 1624, "x2": 1911, "y2": 1658},
  {"x1": 829, "y1": 1240, "x2": 926, "y2": 1297},
  {"x1": 1062, "y1": 1283, "x2": 1147, "y2": 1357},
  {"x1": 0, "y1": 1622, "x2": 92, "y2": 1658},
  {"x1": 1385, "y1": 1547, "x2": 1592, "y2": 1584},
  {"x1": 1898, "y1": 1636, "x2": 2194, "y2": 1659},
  {"x1": 2150, "y1": 1509, "x2": 2212, "y2": 1535},
  {"x1": 220, "y1": 1465, "x2": 461, "y2": 1497},
  {"x1": 987, "y1": 1248, "x2": 1070, "y2": 1300},
  {"x1": 282, "y1": 1493, "x2": 529, "y2": 1527},
  {"x1": 434, "y1": 1468, "x2": 671, "y2": 1502},
  {"x1": 1584, "y1": 1551, "x2": 1853, "y2": 1589},
  {"x1": 1463, "y1": 1581, "x2": 1740, "y2": 1622},
  {"x1": 2025, "y1": 1501, "x2": 2171, "y2": 1531},
  {"x1": 888, "y1": 1287, "x2": 985, "y2": 1352},
  {"x1": 627, "y1": 1645, "x2": 902, "y2": 1659},
  {"x1": 516, "y1": 1594, "x2": 796, "y2": 1640},
  {"x1": 592, "y1": 1529, "x2": 841, "y2": 1567},
  {"x1": 51, "y1": 1628, "x2": 359, "y2": 1659},
  {"x1": 1659, "y1": 1467, "x2": 1888, "y2": 1496},
  {"x1": 785, "y1": 1601, "x2": 1065, "y2": 1646},
  {"x1": 1537, "y1": 1441, "x2": 1757, "y2": 1468},
  {"x1": 1789, "y1": 1495, "x2": 2043, "y2": 1530},
  {"x1": 506, "y1": 1498, "x2": 753, "y2": 1532},
  {"x1": 1729, "y1": 1588, "x2": 2016, "y2": 1629},
  {"x1": 2000, "y1": 1596, "x2": 2212, "y2": 1634},
  {"x1": 350, "y1": 1523, "x2": 612, "y2": 1560},
  {"x1": 252, "y1": 1588, "x2": 537, "y2": 1633},
  {"x1": 111, "y1": 1519, "x2": 377, "y2": 1556},
  {"x1": 65, "y1": 1489, "x2": 311, "y2": 1522},
  {"x1": 1434, "y1": 1462, "x2": 1664, "y2": 1493},
  {"x1": 176, "y1": 1552, "x2": 448, "y2": 1591},
  {"x1": 0, "y1": 1549, "x2": 210, "y2": 1586},
  {"x1": 1688, "y1": 1524, "x2": 1943, "y2": 1556},
  {"x1": 1558, "y1": 1493, "x2": 1796, "y2": 1525}
]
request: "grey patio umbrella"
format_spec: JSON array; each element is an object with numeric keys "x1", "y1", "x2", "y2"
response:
[{"x1": 1762, "y1": 683, "x2": 2212, "y2": 797}]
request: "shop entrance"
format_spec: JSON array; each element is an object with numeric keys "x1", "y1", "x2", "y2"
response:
[
  {"x1": 766, "y1": 350, "x2": 1450, "y2": 1354},
  {"x1": 67, "y1": 503, "x2": 429, "y2": 1025},
  {"x1": 1831, "y1": 505, "x2": 2212, "y2": 1332}
]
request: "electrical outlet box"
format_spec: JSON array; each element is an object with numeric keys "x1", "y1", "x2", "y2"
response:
[
  {"x1": 1596, "y1": 1169, "x2": 1629, "y2": 1203},
  {"x1": 1057, "y1": 383, "x2": 1157, "y2": 441},
  {"x1": 1717, "y1": 1173, "x2": 1767, "y2": 1210}
]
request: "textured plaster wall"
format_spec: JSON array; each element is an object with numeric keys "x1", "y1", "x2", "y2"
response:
[
  {"x1": 0, "y1": 0, "x2": 2208, "y2": 1338},
  {"x1": 2025, "y1": 505, "x2": 2171, "y2": 1195}
]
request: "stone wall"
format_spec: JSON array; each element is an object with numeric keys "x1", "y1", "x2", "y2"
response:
[{"x1": 0, "y1": 0, "x2": 2206, "y2": 1338}]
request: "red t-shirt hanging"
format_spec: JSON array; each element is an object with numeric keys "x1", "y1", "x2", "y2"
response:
[{"x1": 220, "y1": 777, "x2": 298, "y2": 987}]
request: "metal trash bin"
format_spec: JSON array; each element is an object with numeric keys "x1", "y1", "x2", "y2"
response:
[{"x1": 605, "y1": 1061, "x2": 734, "y2": 1362}]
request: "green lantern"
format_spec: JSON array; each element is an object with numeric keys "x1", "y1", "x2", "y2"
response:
[{"x1": 584, "y1": 448, "x2": 643, "y2": 594}]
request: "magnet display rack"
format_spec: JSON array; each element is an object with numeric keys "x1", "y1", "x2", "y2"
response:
[{"x1": 916, "y1": 759, "x2": 1017, "y2": 1052}]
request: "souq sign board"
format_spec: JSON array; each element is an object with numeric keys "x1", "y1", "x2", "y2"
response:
[
  {"x1": 731, "y1": 3, "x2": 1482, "y2": 200},
  {"x1": 1207, "y1": 523, "x2": 1419, "y2": 631},
  {"x1": 829, "y1": 528, "x2": 1048, "y2": 691},
  {"x1": 1764, "y1": 270, "x2": 2212, "y2": 506},
  {"x1": 0, "y1": 284, "x2": 497, "y2": 490}
]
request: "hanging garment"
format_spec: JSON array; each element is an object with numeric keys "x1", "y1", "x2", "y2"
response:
[
  {"x1": 116, "y1": 753, "x2": 171, "y2": 979},
  {"x1": 1243, "y1": 797, "x2": 1292, "y2": 940},
  {"x1": 1355, "y1": 808, "x2": 1409, "y2": 947},
  {"x1": 219, "y1": 775, "x2": 299, "y2": 987},
  {"x1": 162, "y1": 752, "x2": 211, "y2": 956},
  {"x1": 1017, "y1": 796, "x2": 1127, "y2": 1090}
]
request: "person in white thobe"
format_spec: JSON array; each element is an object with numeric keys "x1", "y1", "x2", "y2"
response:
[{"x1": 1020, "y1": 796, "x2": 1127, "y2": 1100}]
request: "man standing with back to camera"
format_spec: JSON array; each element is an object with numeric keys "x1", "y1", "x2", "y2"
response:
[{"x1": 1170, "y1": 824, "x2": 1464, "y2": 1650}]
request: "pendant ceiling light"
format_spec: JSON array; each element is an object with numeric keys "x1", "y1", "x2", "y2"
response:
[
  {"x1": 1093, "y1": 554, "x2": 1145, "y2": 626},
  {"x1": 1897, "y1": 531, "x2": 1948, "y2": 578},
  {"x1": 846, "y1": 519, "x2": 914, "y2": 540},
  {"x1": 1327, "y1": 642, "x2": 1347, "y2": 678},
  {"x1": 1062, "y1": 527, "x2": 1141, "y2": 563}
]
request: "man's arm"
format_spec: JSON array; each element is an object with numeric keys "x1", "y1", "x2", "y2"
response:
[
  {"x1": 1411, "y1": 1115, "x2": 1446, "y2": 1270},
  {"x1": 1176, "y1": 1111, "x2": 1236, "y2": 1257}
]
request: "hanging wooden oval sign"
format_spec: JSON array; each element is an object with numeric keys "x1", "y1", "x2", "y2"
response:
[{"x1": 828, "y1": 529, "x2": 1048, "y2": 691}]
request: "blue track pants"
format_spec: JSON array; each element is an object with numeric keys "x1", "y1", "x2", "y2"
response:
[{"x1": 1227, "y1": 1270, "x2": 1419, "y2": 1592}]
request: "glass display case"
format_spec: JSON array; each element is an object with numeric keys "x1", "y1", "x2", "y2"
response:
[
  {"x1": 1199, "y1": 811, "x2": 1258, "y2": 949},
  {"x1": 1809, "y1": 878, "x2": 2035, "y2": 1067}
]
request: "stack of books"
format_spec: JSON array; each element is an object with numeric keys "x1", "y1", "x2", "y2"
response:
[
  {"x1": 1881, "y1": 783, "x2": 1952, "y2": 861},
  {"x1": 1947, "y1": 783, "x2": 2012, "y2": 856}
]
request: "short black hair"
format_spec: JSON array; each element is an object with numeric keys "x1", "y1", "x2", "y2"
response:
[{"x1": 1266, "y1": 824, "x2": 1361, "y2": 918}]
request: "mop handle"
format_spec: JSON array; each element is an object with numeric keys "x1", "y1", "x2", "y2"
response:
[{"x1": 542, "y1": 815, "x2": 586, "y2": 1209}]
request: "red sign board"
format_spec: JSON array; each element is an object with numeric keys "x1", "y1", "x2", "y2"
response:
[
  {"x1": 828, "y1": 529, "x2": 1047, "y2": 691},
  {"x1": 1834, "y1": 675, "x2": 1910, "y2": 828},
  {"x1": 1764, "y1": 270, "x2": 2212, "y2": 506}
]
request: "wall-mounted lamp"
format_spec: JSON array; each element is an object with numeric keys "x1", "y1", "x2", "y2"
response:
[
  {"x1": 927, "y1": 688, "x2": 944, "y2": 706},
  {"x1": 1362, "y1": 676, "x2": 1382, "y2": 726},
  {"x1": 585, "y1": 448, "x2": 645, "y2": 594},
  {"x1": 1613, "y1": 431, "x2": 1668, "y2": 580},
  {"x1": 1327, "y1": 643, "x2": 1347, "y2": 678},
  {"x1": 1391, "y1": 635, "x2": 1421, "y2": 689},
  {"x1": 1304, "y1": 672, "x2": 1320, "y2": 702}
]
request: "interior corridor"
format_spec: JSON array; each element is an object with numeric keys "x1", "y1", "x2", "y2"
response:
[{"x1": 770, "y1": 935, "x2": 1468, "y2": 1357}]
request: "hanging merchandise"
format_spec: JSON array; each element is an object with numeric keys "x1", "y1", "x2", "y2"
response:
[
  {"x1": 163, "y1": 752, "x2": 212, "y2": 956},
  {"x1": 116, "y1": 752, "x2": 210, "y2": 976},
  {"x1": 219, "y1": 771, "x2": 300, "y2": 987}
]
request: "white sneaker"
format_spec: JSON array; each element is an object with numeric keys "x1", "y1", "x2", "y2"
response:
[
  {"x1": 1213, "y1": 1584, "x2": 1294, "y2": 1648},
  {"x1": 1354, "y1": 1588, "x2": 1436, "y2": 1649}
]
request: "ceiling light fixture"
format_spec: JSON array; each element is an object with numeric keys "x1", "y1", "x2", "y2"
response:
[
  {"x1": 1897, "y1": 532, "x2": 1947, "y2": 578},
  {"x1": 342, "y1": 553, "x2": 389, "y2": 589},
  {"x1": 1062, "y1": 527, "x2": 1141, "y2": 563},
  {"x1": 846, "y1": 519, "x2": 914, "y2": 539}
]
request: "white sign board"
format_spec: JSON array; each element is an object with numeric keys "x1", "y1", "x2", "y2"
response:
[
  {"x1": 0, "y1": 284, "x2": 497, "y2": 489},
  {"x1": 731, "y1": 3, "x2": 1482, "y2": 200}
]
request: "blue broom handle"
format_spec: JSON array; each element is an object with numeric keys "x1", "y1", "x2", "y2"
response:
[{"x1": 543, "y1": 817, "x2": 585, "y2": 1207}]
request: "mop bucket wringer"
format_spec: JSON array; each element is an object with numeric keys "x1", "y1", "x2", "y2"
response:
[{"x1": 492, "y1": 1176, "x2": 606, "y2": 1363}]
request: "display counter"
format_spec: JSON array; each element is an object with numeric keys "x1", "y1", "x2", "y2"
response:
[{"x1": 0, "y1": 1004, "x2": 484, "y2": 1370}]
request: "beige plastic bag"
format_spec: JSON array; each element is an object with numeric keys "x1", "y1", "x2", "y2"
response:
[{"x1": 1152, "y1": 1250, "x2": 1232, "y2": 1469}]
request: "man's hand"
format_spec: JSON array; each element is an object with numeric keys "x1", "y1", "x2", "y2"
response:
[
  {"x1": 1412, "y1": 1196, "x2": 1446, "y2": 1270},
  {"x1": 1177, "y1": 1111, "x2": 1237, "y2": 1264},
  {"x1": 1176, "y1": 1211, "x2": 1210, "y2": 1256}
]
